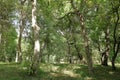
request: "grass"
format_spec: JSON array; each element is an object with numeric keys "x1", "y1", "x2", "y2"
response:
[{"x1": 0, "y1": 62, "x2": 120, "y2": 80}]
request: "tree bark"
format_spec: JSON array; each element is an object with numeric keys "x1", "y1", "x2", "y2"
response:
[
  {"x1": 16, "y1": 29, "x2": 22, "y2": 62},
  {"x1": 46, "y1": 34, "x2": 51, "y2": 63},
  {"x1": 111, "y1": 5, "x2": 120, "y2": 70},
  {"x1": 73, "y1": 37, "x2": 83, "y2": 61},
  {"x1": 66, "y1": 39, "x2": 72, "y2": 64},
  {"x1": 112, "y1": 39, "x2": 120, "y2": 70},
  {"x1": 0, "y1": 33, "x2": 1, "y2": 45},
  {"x1": 39, "y1": 42, "x2": 46, "y2": 62},
  {"x1": 101, "y1": 26, "x2": 110, "y2": 66},
  {"x1": 30, "y1": 0, "x2": 40, "y2": 75},
  {"x1": 79, "y1": 16, "x2": 93, "y2": 74},
  {"x1": 15, "y1": 0, "x2": 26, "y2": 63},
  {"x1": 70, "y1": 0, "x2": 93, "y2": 74}
]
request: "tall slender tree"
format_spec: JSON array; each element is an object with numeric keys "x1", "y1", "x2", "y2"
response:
[
  {"x1": 15, "y1": 0, "x2": 26, "y2": 63},
  {"x1": 70, "y1": 0, "x2": 93, "y2": 74},
  {"x1": 101, "y1": 26, "x2": 110, "y2": 66},
  {"x1": 111, "y1": 1, "x2": 120, "y2": 70},
  {"x1": 29, "y1": 0, "x2": 40, "y2": 75}
]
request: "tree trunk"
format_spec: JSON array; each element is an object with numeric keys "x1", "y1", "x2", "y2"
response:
[
  {"x1": 111, "y1": 6, "x2": 119, "y2": 70},
  {"x1": 47, "y1": 54, "x2": 50, "y2": 63},
  {"x1": 16, "y1": 31, "x2": 22, "y2": 62},
  {"x1": 30, "y1": 0, "x2": 40, "y2": 75},
  {"x1": 112, "y1": 38, "x2": 120, "y2": 70},
  {"x1": 66, "y1": 40, "x2": 72, "y2": 63},
  {"x1": 101, "y1": 51, "x2": 108, "y2": 66},
  {"x1": 39, "y1": 42, "x2": 46, "y2": 62},
  {"x1": 73, "y1": 37, "x2": 83, "y2": 61},
  {"x1": 101, "y1": 26, "x2": 110, "y2": 66},
  {"x1": 15, "y1": 0, "x2": 26, "y2": 63},
  {"x1": 78, "y1": 10, "x2": 93, "y2": 74},
  {"x1": 70, "y1": 0, "x2": 93, "y2": 74},
  {"x1": 0, "y1": 33, "x2": 1, "y2": 45}
]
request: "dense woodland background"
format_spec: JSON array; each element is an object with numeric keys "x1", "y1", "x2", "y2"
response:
[{"x1": 0, "y1": 0, "x2": 120, "y2": 79}]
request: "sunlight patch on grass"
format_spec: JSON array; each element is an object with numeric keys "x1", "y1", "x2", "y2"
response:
[
  {"x1": 50, "y1": 72, "x2": 58, "y2": 77},
  {"x1": 84, "y1": 76, "x2": 93, "y2": 80},
  {"x1": 51, "y1": 66, "x2": 59, "y2": 72},
  {"x1": 50, "y1": 72, "x2": 66, "y2": 77},
  {"x1": 62, "y1": 69, "x2": 79, "y2": 77},
  {"x1": 1, "y1": 63, "x2": 120, "y2": 80},
  {"x1": 22, "y1": 67, "x2": 27, "y2": 70},
  {"x1": 0, "y1": 62, "x2": 6, "y2": 64},
  {"x1": 115, "y1": 63, "x2": 120, "y2": 66},
  {"x1": 40, "y1": 63, "x2": 60, "y2": 72},
  {"x1": 40, "y1": 63, "x2": 81, "y2": 78},
  {"x1": 109, "y1": 71, "x2": 114, "y2": 75}
]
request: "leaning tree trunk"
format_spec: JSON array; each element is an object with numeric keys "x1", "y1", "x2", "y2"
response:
[
  {"x1": 101, "y1": 26, "x2": 110, "y2": 66},
  {"x1": 15, "y1": 0, "x2": 26, "y2": 63},
  {"x1": 29, "y1": 0, "x2": 40, "y2": 75},
  {"x1": 70, "y1": 0, "x2": 93, "y2": 74}
]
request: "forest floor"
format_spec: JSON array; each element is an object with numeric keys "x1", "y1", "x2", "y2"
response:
[{"x1": 0, "y1": 62, "x2": 120, "y2": 80}]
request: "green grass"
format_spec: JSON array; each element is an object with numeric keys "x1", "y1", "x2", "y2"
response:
[{"x1": 0, "y1": 62, "x2": 120, "y2": 80}]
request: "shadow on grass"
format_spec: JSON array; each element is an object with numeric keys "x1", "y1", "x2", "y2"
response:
[
  {"x1": 0, "y1": 63, "x2": 80, "y2": 80},
  {"x1": 0, "y1": 63, "x2": 120, "y2": 80},
  {"x1": 15, "y1": 64, "x2": 120, "y2": 80},
  {"x1": 21, "y1": 69, "x2": 80, "y2": 80},
  {"x1": 74, "y1": 65, "x2": 120, "y2": 80}
]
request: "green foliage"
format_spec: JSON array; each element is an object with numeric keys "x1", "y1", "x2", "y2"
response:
[
  {"x1": 0, "y1": 0, "x2": 17, "y2": 62},
  {"x1": 0, "y1": 0, "x2": 120, "y2": 78}
]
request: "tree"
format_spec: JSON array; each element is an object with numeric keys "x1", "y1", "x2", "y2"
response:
[
  {"x1": 15, "y1": 0, "x2": 27, "y2": 63},
  {"x1": 111, "y1": 0, "x2": 120, "y2": 70},
  {"x1": 70, "y1": 0, "x2": 93, "y2": 74},
  {"x1": 101, "y1": 25, "x2": 110, "y2": 66},
  {"x1": 29, "y1": 0, "x2": 40, "y2": 75}
]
